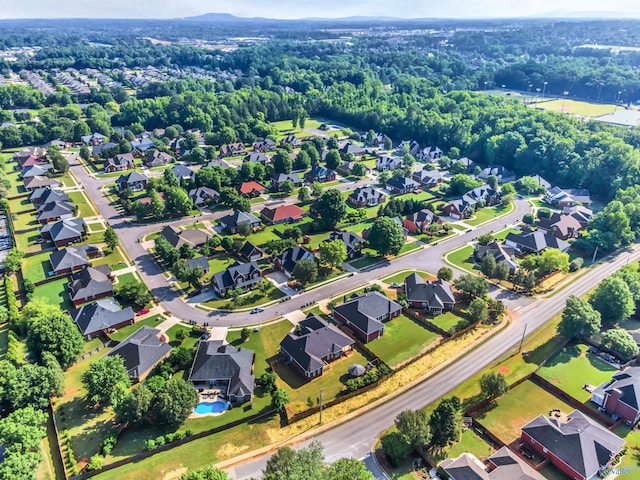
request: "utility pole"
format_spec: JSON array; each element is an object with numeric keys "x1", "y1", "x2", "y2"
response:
[
  {"x1": 518, "y1": 323, "x2": 528, "y2": 353},
  {"x1": 542, "y1": 81, "x2": 548, "y2": 100},
  {"x1": 592, "y1": 246, "x2": 599, "y2": 265},
  {"x1": 319, "y1": 388, "x2": 324, "y2": 425}
]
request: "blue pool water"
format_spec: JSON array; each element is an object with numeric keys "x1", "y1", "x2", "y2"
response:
[{"x1": 194, "y1": 401, "x2": 230, "y2": 415}]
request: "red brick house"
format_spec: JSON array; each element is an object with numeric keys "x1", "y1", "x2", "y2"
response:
[
  {"x1": 332, "y1": 292, "x2": 402, "y2": 343},
  {"x1": 219, "y1": 143, "x2": 245, "y2": 157},
  {"x1": 591, "y1": 367, "x2": 640, "y2": 425},
  {"x1": 305, "y1": 165, "x2": 336, "y2": 183},
  {"x1": 537, "y1": 212, "x2": 583, "y2": 240},
  {"x1": 260, "y1": 204, "x2": 308, "y2": 225},
  {"x1": 238, "y1": 181, "x2": 267, "y2": 197},
  {"x1": 403, "y1": 209, "x2": 441, "y2": 234},
  {"x1": 404, "y1": 274, "x2": 455, "y2": 314}
]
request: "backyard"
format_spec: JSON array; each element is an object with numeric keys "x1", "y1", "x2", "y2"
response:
[
  {"x1": 22, "y1": 251, "x2": 52, "y2": 283},
  {"x1": 430, "y1": 428, "x2": 494, "y2": 463},
  {"x1": 366, "y1": 314, "x2": 440, "y2": 368},
  {"x1": 32, "y1": 278, "x2": 72, "y2": 311},
  {"x1": 107, "y1": 314, "x2": 165, "y2": 342}
]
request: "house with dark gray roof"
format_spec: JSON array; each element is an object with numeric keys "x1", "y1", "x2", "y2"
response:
[
  {"x1": 475, "y1": 241, "x2": 519, "y2": 274},
  {"x1": 161, "y1": 225, "x2": 211, "y2": 249},
  {"x1": 271, "y1": 173, "x2": 302, "y2": 192},
  {"x1": 521, "y1": 409, "x2": 625, "y2": 480},
  {"x1": 412, "y1": 169, "x2": 444, "y2": 189},
  {"x1": 591, "y1": 367, "x2": 640, "y2": 425},
  {"x1": 187, "y1": 256, "x2": 210, "y2": 275},
  {"x1": 40, "y1": 218, "x2": 86, "y2": 248},
  {"x1": 478, "y1": 165, "x2": 516, "y2": 183},
  {"x1": 70, "y1": 297, "x2": 134, "y2": 339},
  {"x1": 403, "y1": 209, "x2": 441, "y2": 234},
  {"x1": 305, "y1": 165, "x2": 336, "y2": 183},
  {"x1": 104, "y1": 153, "x2": 134, "y2": 173},
  {"x1": 145, "y1": 149, "x2": 173, "y2": 167},
  {"x1": 280, "y1": 313, "x2": 354, "y2": 379},
  {"x1": 440, "y1": 447, "x2": 545, "y2": 480},
  {"x1": 116, "y1": 171, "x2": 148, "y2": 192},
  {"x1": 243, "y1": 151, "x2": 269, "y2": 165},
  {"x1": 252, "y1": 138, "x2": 276, "y2": 152},
  {"x1": 328, "y1": 231, "x2": 363, "y2": 259},
  {"x1": 23, "y1": 175, "x2": 61, "y2": 192},
  {"x1": 332, "y1": 291, "x2": 402, "y2": 343},
  {"x1": 505, "y1": 230, "x2": 570, "y2": 254},
  {"x1": 81, "y1": 132, "x2": 107, "y2": 145},
  {"x1": 188, "y1": 186, "x2": 219, "y2": 208},
  {"x1": 92, "y1": 142, "x2": 117, "y2": 156},
  {"x1": 211, "y1": 261, "x2": 262, "y2": 295},
  {"x1": 404, "y1": 274, "x2": 455, "y2": 314},
  {"x1": 37, "y1": 200, "x2": 75, "y2": 224},
  {"x1": 105, "y1": 326, "x2": 172, "y2": 382},
  {"x1": 22, "y1": 164, "x2": 52, "y2": 178},
  {"x1": 171, "y1": 164, "x2": 195, "y2": 182},
  {"x1": 396, "y1": 140, "x2": 421, "y2": 157},
  {"x1": 418, "y1": 146, "x2": 443, "y2": 162},
  {"x1": 516, "y1": 174, "x2": 552, "y2": 192},
  {"x1": 29, "y1": 186, "x2": 69, "y2": 207},
  {"x1": 49, "y1": 244, "x2": 99, "y2": 275},
  {"x1": 347, "y1": 186, "x2": 386, "y2": 208},
  {"x1": 443, "y1": 197, "x2": 475, "y2": 220},
  {"x1": 69, "y1": 265, "x2": 113, "y2": 307},
  {"x1": 239, "y1": 241, "x2": 264, "y2": 261},
  {"x1": 219, "y1": 210, "x2": 262, "y2": 234},
  {"x1": 189, "y1": 340, "x2": 255, "y2": 404},
  {"x1": 274, "y1": 246, "x2": 316, "y2": 277}
]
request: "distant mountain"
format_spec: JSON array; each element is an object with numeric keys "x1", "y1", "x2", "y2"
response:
[
  {"x1": 180, "y1": 13, "x2": 268, "y2": 22},
  {"x1": 181, "y1": 12, "x2": 410, "y2": 23}
]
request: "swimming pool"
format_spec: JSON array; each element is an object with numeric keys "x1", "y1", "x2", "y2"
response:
[{"x1": 194, "y1": 401, "x2": 230, "y2": 415}]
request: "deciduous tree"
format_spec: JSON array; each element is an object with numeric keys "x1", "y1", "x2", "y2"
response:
[
  {"x1": 367, "y1": 217, "x2": 405, "y2": 256},
  {"x1": 558, "y1": 295, "x2": 601, "y2": 340}
]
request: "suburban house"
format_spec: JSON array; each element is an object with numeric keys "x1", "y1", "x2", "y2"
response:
[
  {"x1": 219, "y1": 210, "x2": 262, "y2": 234},
  {"x1": 70, "y1": 297, "x2": 135, "y2": 340},
  {"x1": 591, "y1": 367, "x2": 640, "y2": 425},
  {"x1": 564, "y1": 205, "x2": 593, "y2": 227},
  {"x1": 187, "y1": 256, "x2": 210, "y2": 275},
  {"x1": 116, "y1": 171, "x2": 148, "y2": 192},
  {"x1": 545, "y1": 187, "x2": 592, "y2": 208},
  {"x1": 243, "y1": 152, "x2": 269, "y2": 165},
  {"x1": 305, "y1": 165, "x2": 336, "y2": 183},
  {"x1": 49, "y1": 245, "x2": 100, "y2": 275},
  {"x1": 144, "y1": 150, "x2": 173, "y2": 168},
  {"x1": 20, "y1": 155, "x2": 49, "y2": 170},
  {"x1": 454, "y1": 157, "x2": 477, "y2": 172},
  {"x1": 386, "y1": 176, "x2": 420, "y2": 195},
  {"x1": 81, "y1": 132, "x2": 107, "y2": 145},
  {"x1": 130, "y1": 136, "x2": 155, "y2": 153},
  {"x1": 252, "y1": 138, "x2": 277, "y2": 152},
  {"x1": 188, "y1": 186, "x2": 220, "y2": 208},
  {"x1": 478, "y1": 165, "x2": 516, "y2": 183},
  {"x1": 403, "y1": 209, "x2": 441, "y2": 234},
  {"x1": 516, "y1": 174, "x2": 552, "y2": 191},
  {"x1": 37, "y1": 200, "x2": 76, "y2": 224},
  {"x1": 339, "y1": 141, "x2": 366, "y2": 157},
  {"x1": 29, "y1": 187, "x2": 69, "y2": 207},
  {"x1": 239, "y1": 241, "x2": 264, "y2": 261},
  {"x1": 418, "y1": 146, "x2": 443, "y2": 162},
  {"x1": 347, "y1": 186, "x2": 386, "y2": 208},
  {"x1": 443, "y1": 198, "x2": 475, "y2": 220},
  {"x1": 475, "y1": 241, "x2": 519, "y2": 274},
  {"x1": 328, "y1": 231, "x2": 363, "y2": 259},
  {"x1": 274, "y1": 246, "x2": 317, "y2": 277},
  {"x1": 104, "y1": 153, "x2": 135, "y2": 173},
  {"x1": 332, "y1": 291, "x2": 402, "y2": 343},
  {"x1": 271, "y1": 173, "x2": 302, "y2": 191},
  {"x1": 238, "y1": 181, "x2": 267, "y2": 197},
  {"x1": 161, "y1": 225, "x2": 211, "y2": 249},
  {"x1": 171, "y1": 164, "x2": 195, "y2": 182},
  {"x1": 189, "y1": 340, "x2": 255, "y2": 404},
  {"x1": 505, "y1": 230, "x2": 570, "y2": 254},
  {"x1": 40, "y1": 218, "x2": 86, "y2": 247},
  {"x1": 376, "y1": 155, "x2": 402, "y2": 172},
  {"x1": 537, "y1": 212, "x2": 584, "y2": 240},
  {"x1": 206, "y1": 159, "x2": 232, "y2": 169},
  {"x1": 396, "y1": 140, "x2": 421, "y2": 157},
  {"x1": 211, "y1": 261, "x2": 262, "y2": 295},
  {"x1": 24, "y1": 175, "x2": 61, "y2": 192},
  {"x1": 92, "y1": 142, "x2": 117, "y2": 156},
  {"x1": 521, "y1": 410, "x2": 625, "y2": 480},
  {"x1": 440, "y1": 447, "x2": 545, "y2": 480},
  {"x1": 280, "y1": 134, "x2": 301, "y2": 148},
  {"x1": 260, "y1": 204, "x2": 308, "y2": 225},
  {"x1": 412, "y1": 169, "x2": 444, "y2": 189},
  {"x1": 22, "y1": 164, "x2": 52, "y2": 178},
  {"x1": 279, "y1": 313, "x2": 355, "y2": 379},
  {"x1": 404, "y1": 274, "x2": 455, "y2": 314},
  {"x1": 464, "y1": 186, "x2": 501, "y2": 207},
  {"x1": 69, "y1": 265, "x2": 113, "y2": 307},
  {"x1": 105, "y1": 326, "x2": 172, "y2": 382},
  {"x1": 219, "y1": 143, "x2": 245, "y2": 157},
  {"x1": 14, "y1": 147, "x2": 46, "y2": 164}
]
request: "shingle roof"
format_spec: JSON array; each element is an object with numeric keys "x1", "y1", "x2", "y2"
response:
[
  {"x1": 404, "y1": 274, "x2": 455, "y2": 307},
  {"x1": 171, "y1": 164, "x2": 195, "y2": 179},
  {"x1": 348, "y1": 186, "x2": 385, "y2": 204},
  {"x1": 24, "y1": 175, "x2": 60, "y2": 190},
  {"x1": 280, "y1": 314, "x2": 354, "y2": 373},
  {"x1": 487, "y1": 446, "x2": 546, "y2": 480},
  {"x1": 220, "y1": 210, "x2": 261, "y2": 230},
  {"x1": 307, "y1": 165, "x2": 333, "y2": 179},
  {"x1": 333, "y1": 291, "x2": 402, "y2": 335},
  {"x1": 328, "y1": 231, "x2": 363, "y2": 252},
  {"x1": 188, "y1": 186, "x2": 219, "y2": 206},
  {"x1": 244, "y1": 152, "x2": 268, "y2": 163},
  {"x1": 239, "y1": 241, "x2": 263, "y2": 259},
  {"x1": 161, "y1": 225, "x2": 211, "y2": 249},
  {"x1": 593, "y1": 367, "x2": 640, "y2": 411},
  {"x1": 505, "y1": 230, "x2": 570, "y2": 253},
  {"x1": 70, "y1": 265, "x2": 112, "y2": 303},
  {"x1": 105, "y1": 326, "x2": 172, "y2": 379},
  {"x1": 37, "y1": 200, "x2": 75, "y2": 222},
  {"x1": 40, "y1": 217, "x2": 85, "y2": 242},
  {"x1": 117, "y1": 170, "x2": 149, "y2": 186},
  {"x1": 260, "y1": 204, "x2": 307, "y2": 223},
  {"x1": 272, "y1": 173, "x2": 301, "y2": 184},
  {"x1": 275, "y1": 246, "x2": 316, "y2": 274},
  {"x1": 70, "y1": 297, "x2": 134, "y2": 336},
  {"x1": 238, "y1": 181, "x2": 267, "y2": 194},
  {"x1": 22, "y1": 164, "x2": 52, "y2": 178},
  {"x1": 30, "y1": 187, "x2": 69, "y2": 205},
  {"x1": 440, "y1": 452, "x2": 489, "y2": 480},
  {"x1": 189, "y1": 340, "x2": 254, "y2": 399},
  {"x1": 212, "y1": 261, "x2": 261, "y2": 290}
]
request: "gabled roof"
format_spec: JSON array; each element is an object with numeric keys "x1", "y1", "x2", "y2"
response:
[
  {"x1": 240, "y1": 241, "x2": 264, "y2": 259},
  {"x1": 593, "y1": 367, "x2": 640, "y2": 411},
  {"x1": 339, "y1": 141, "x2": 365, "y2": 155},
  {"x1": 505, "y1": 230, "x2": 570, "y2": 253},
  {"x1": 478, "y1": 165, "x2": 515, "y2": 180},
  {"x1": 37, "y1": 200, "x2": 75, "y2": 221},
  {"x1": 70, "y1": 297, "x2": 134, "y2": 336},
  {"x1": 220, "y1": 210, "x2": 261, "y2": 229},
  {"x1": 537, "y1": 213, "x2": 583, "y2": 237},
  {"x1": 117, "y1": 170, "x2": 149, "y2": 186},
  {"x1": 464, "y1": 185, "x2": 499, "y2": 203},
  {"x1": 487, "y1": 446, "x2": 546, "y2": 480},
  {"x1": 24, "y1": 175, "x2": 60, "y2": 190},
  {"x1": 212, "y1": 261, "x2": 261, "y2": 290},
  {"x1": 30, "y1": 187, "x2": 69, "y2": 205},
  {"x1": 40, "y1": 218, "x2": 85, "y2": 242},
  {"x1": 333, "y1": 291, "x2": 402, "y2": 335},
  {"x1": 386, "y1": 176, "x2": 419, "y2": 190},
  {"x1": 81, "y1": 132, "x2": 106, "y2": 144},
  {"x1": 70, "y1": 265, "x2": 112, "y2": 303},
  {"x1": 404, "y1": 274, "x2": 455, "y2": 307},
  {"x1": 189, "y1": 340, "x2": 254, "y2": 399},
  {"x1": 92, "y1": 142, "x2": 117, "y2": 156},
  {"x1": 171, "y1": 164, "x2": 195, "y2": 180},
  {"x1": 307, "y1": 165, "x2": 333, "y2": 179},
  {"x1": 260, "y1": 204, "x2": 307, "y2": 223},
  {"x1": 475, "y1": 241, "x2": 519, "y2": 272},
  {"x1": 440, "y1": 452, "x2": 489, "y2": 480},
  {"x1": 244, "y1": 152, "x2": 268, "y2": 163},
  {"x1": 161, "y1": 225, "x2": 211, "y2": 249},
  {"x1": 105, "y1": 326, "x2": 172, "y2": 379},
  {"x1": 22, "y1": 164, "x2": 51, "y2": 178},
  {"x1": 522, "y1": 410, "x2": 625, "y2": 478},
  {"x1": 238, "y1": 181, "x2": 267, "y2": 195},
  {"x1": 328, "y1": 231, "x2": 363, "y2": 252},
  {"x1": 348, "y1": 186, "x2": 385, "y2": 203},
  {"x1": 275, "y1": 246, "x2": 316, "y2": 273},
  {"x1": 280, "y1": 314, "x2": 354, "y2": 373},
  {"x1": 272, "y1": 173, "x2": 301, "y2": 184},
  {"x1": 413, "y1": 169, "x2": 444, "y2": 183},
  {"x1": 49, "y1": 245, "x2": 96, "y2": 272},
  {"x1": 187, "y1": 256, "x2": 210, "y2": 271},
  {"x1": 405, "y1": 209, "x2": 439, "y2": 225},
  {"x1": 188, "y1": 186, "x2": 219, "y2": 205},
  {"x1": 546, "y1": 187, "x2": 591, "y2": 205},
  {"x1": 516, "y1": 175, "x2": 551, "y2": 190}
]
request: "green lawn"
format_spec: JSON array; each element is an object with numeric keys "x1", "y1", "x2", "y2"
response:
[
  {"x1": 32, "y1": 278, "x2": 72, "y2": 311},
  {"x1": 430, "y1": 311, "x2": 468, "y2": 333},
  {"x1": 206, "y1": 253, "x2": 236, "y2": 275},
  {"x1": 107, "y1": 315, "x2": 164, "y2": 342},
  {"x1": 614, "y1": 426, "x2": 640, "y2": 472},
  {"x1": 12, "y1": 210, "x2": 38, "y2": 231},
  {"x1": 366, "y1": 314, "x2": 439, "y2": 368},
  {"x1": 430, "y1": 428, "x2": 494, "y2": 463},
  {"x1": 8, "y1": 196, "x2": 31, "y2": 213},
  {"x1": 87, "y1": 222, "x2": 105, "y2": 233},
  {"x1": 537, "y1": 344, "x2": 617, "y2": 401},
  {"x1": 91, "y1": 248, "x2": 126, "y2": 270},
  {"x1": 22, "y1": 251, "x2": 52, "y2": 283},
  {"x1": 14, "y1": 228, "x2": 44, "y2": 254},
  {"x1": 493, "y1": 228, "x2": 520, "y2": 241},
  {"x1": 465, "y1": 204, "x2": 511, "y2": 227},
  {"x1": 381, "y1": 270, "x2": 432, "y2": 285},
  {"x1": 243, "y1": 226, "x2": 281, "y2": 247},
  {"x1": 165, "y1": 324, "x2": 202, "y2": 350},
  {"x1": 67, "y1": 191, "x2": 96, "y2": 218},
  {"x1": 201, "y1": 286, "x2": 287, "y2": 311},
  {"x1": 445, "y1": 245, "x2": 476, "y2": 273},
  {"x1": 474, "y1": 380, "x2": 575, "y2": 444},
  {"x1": 531, "y1": 98, "x2": 617, "y2": 117},
  {"x1": 6, "y1": 169, "x2": 23, "y2": 197},
  {"x1": 115, "y1": 272, "x2": 137, "y2": 286}
]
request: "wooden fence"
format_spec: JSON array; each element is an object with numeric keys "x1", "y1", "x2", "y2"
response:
[{"x1": 49, "y1": 402, "x2": 69, "y2": 480}]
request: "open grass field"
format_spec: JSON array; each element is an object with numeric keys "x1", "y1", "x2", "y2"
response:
[
  {"x1": 531, "y1": 99, "x2": 618, "y2": 117},
  {"x1": 366, "y1": 314, "x2": 439, "y2": 368},
  {"x1": 537, "y1": 344, "x2": 617, "y2": 401},
  {"x1": 474, "y1": 380, "x2": 575, "y2": 444},
  {"x1": 67, "y1": 191, "x2": 96, "y2": 218},
  {"x1": 381, "y1": 270, "x2": 433, "y2": 285},
  {"x1": 445, "y1": 245, "x2": 476, "y2": 273},
  {"x1": 465, "y1": 203, "x2": 512, "y2": 227},
  {"x1": 431, "y1": 428, "x2": 494, "y2": 463},
  {"x1": 32, "y1": 278, "x2": 72, "y2": 311},
  {"x1": 22, "y1": 251, "x2": 52, "y2": 283},
  {"x1": 107, "y1": 314, "x2": 164, "y2": 342}
]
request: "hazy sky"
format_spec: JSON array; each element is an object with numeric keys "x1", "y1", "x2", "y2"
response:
[{"x1": 1, "y1": 0, "x2": 640, "y2": 19}]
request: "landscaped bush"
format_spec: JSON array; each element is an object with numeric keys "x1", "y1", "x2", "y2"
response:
[
  {"x1": 345, "y1": 365, "x2": 389, "y2": 392},
  {"x1": 100, "y1": 434, "x2": 117, "y2": 455},
  {"x1": 87, "y1": 455, "x2": 104, "y2": 471},
  {"x1": 144, "y1": 439, "x2": 156, "y2": 451},
  {"x1": 5, "y1": 276, "x2": 19, "y2": 331}
]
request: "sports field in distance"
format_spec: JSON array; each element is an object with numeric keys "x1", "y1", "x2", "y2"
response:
[{"x1": 530, "y1": 99, "x2": 618, "y2": 117}]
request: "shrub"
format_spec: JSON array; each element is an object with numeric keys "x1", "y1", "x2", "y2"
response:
[
  {"x1": 185, "y1": 429, "x2": 193, "y2": 437},
  {"x1": 100, "y1": 435, "x2": 117, "y2": 455},
  {"x1": 87, "y1": 455, "x2": 105, "y2": 471},
  {"x1": 155, "y1": 435, "x2": 166, "y2": 447},
  {"x1": 144, "y1": 439, "x2": 156, "y2": 450}
]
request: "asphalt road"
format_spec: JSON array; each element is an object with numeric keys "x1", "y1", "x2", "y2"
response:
[
  {"x1": 69, "y1": 155, "x2": 533, "y2": 326},
  {"x1": 226, "y1": 244, "x2": 640, "y2": 479}
]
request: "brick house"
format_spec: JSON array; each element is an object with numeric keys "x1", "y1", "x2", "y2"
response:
[
  {"x1": 260, "y1": 204, "x2": 308, "y2": 225},
  {"x1": 70, "y1": 297, "x2": 135, "y2": 340},
  {"x1": 211, "y1": 261, "x2": 262, "y2": 296},
  {"x1": 69, "y1": 265, "x2": 113, "y2": 307},
  {"x1": 591, "y1": 367, "x2": 640, "y2": 425},
  {"x1": 332, "y1": 291, "x2": 402, "y2": 343},
  {"x1": 404, "y1": 273, "x2": 455, "y2": 314},
  {"x1": 386, "y1": 176, "x2": 420, "y2": 195},
  {"x1": 105, "y1": 326, "x2": 172, "y2": 382},
  {"x1": 305, "y1": 165, "x2": 336, "y2": 183},
  {"x1": 347, "y1": 186, "x2": 386, "y2": 208}
]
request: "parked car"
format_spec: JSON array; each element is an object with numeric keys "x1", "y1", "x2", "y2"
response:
[
  {"x1": 250, "y1": 307, "x2": 264, "y2": 314},
  {"x1": 187, "y1": 289, "x2": 202, "y2": 298},
  {"x1": 136, "y1": 308, "x2": 150, "y2": 316}
]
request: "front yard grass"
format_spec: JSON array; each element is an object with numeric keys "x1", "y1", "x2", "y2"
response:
[
  {"x1": 381, "y1": 269, "x2": 432, "y2": 285},
  {"x1": 91, "y1": 248, "x2": 126, "y2": 270},
  {"x1": 537, "y1": 344, "x2": 617, "y2": 401},
  {"x1": 67, "y1": 191, "x2": 96, "y2": 218},
  {"x1": 22, "y1": 251, "x2": 51, "y2": 283},
  {"x1": 465, "y1": 203, "x2": 511, "y2": 227},
  {"x1": 107, "y1": 314, "x2": 164, "y2": 342},
  {"x1": 445, "y1": 245, "x2": 476, "y2": 273},
  {"x1": 32, "y1": 278, "x2": 72, "y2": 311},
  {"x1": 201, "y1": 286, "x2": 287, "y2": 310},
  {"x1": 430, "y1": 428, "x2": 494, "y2": 463},
  {"x1": 367, "y1": 314, "x2": 440, "y2": 368},
  {"x1": 474, "y1": 380, "x2": 575, "y2": 444}
]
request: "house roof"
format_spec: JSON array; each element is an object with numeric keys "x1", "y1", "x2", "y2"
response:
[
  {"x1": 440, "y1": 452, "x2": 489, "y2": 480},
  {"x1": 189, "y1": 340, "x2": 255, "y2": 399},
  {"x1": 171, "y1": 164, "x2": 195, "y2": 179},
  {"x1": 328, "y1": 231, "x2": 363, "y2": 252},
  {"x1": 307, "y1": 165, "x2": 333, "y2": 179},
  {"x1": 260, "y1": 204, "x2": 307, "y2": 223},
  {"x1": 386, "y1": 176, "x2": 420, "y2": 190},
  {"x1": 546, "y1": 187, "x2": 591, "y2": 205},
  {"x1": 212, "y1": 261, "x2": 261, "y2": 290},
  {"x1": 272, "y1": 173, "x2": 301, "y2": 184},
  {"x1": 220, "y1": 210, "x2": 261, "y2": 229},
  {"x1": 475, "y1": 241, "x2": 519, "y2": 272},
  {"x1": 22, "y1": 164, "x2": 51, "y2": 178},
  {"x1": 70, "y1": 297, "x2": 134, "y2": 336},
  {"x1": 24, "y1": 175, "x2": 60, "y2": 190},
  {"x1": 464, "y1": 185, "x2": 499, "y2": 203},
  {"x1": 517, "y1": 175, "x2": 551, "y2": 190},
  {"x1": 117, "y1": 170, "x2": 149, "y2": 186},
  {"x1": 339, "y1": 142, "x2": 365, "y2": 155},
  {"x1": 161, "y1": 225, "x2": 211, "y2": 249},
  {"x1": 593, "y1": 367, "x2": 640, "y2": 411},
  {"x1": 487, "y1": 446, "x2": 546, "y2": 480},
  {"x1": 404, "y1": 274, "x2": 455, "y2": 307},
  {"x1": 505, "y1": 230, "x2": 570, "y2": 253},
  {"x1": 70, "y1": 265, "x2": 112, "y2": 303},
  {"x1": 522, "y1": 410, "x2": 624, "y2": 478},
  {"x1": 405, "y1": 209, "x2": 439, "y2": 226},
  {"x1": 413, "y1": 169, "x2": 444, "y2": 183},
  {"x1": 376, "y1": 155, "x2": 402, "y2": 168},
  {"x1": 478, "y1": 165, "x2": 515, "y2": 180},
  {"x1": 537, "y1": 213, "x2": 583, "y2": 237},
  {"x1": 275, "y1": 246, "x2": 316, "y2": 274},
  {"x1": 280, "y1": 313, "x2": 354, "y2": 373},
  {"x1": 37, "y1": 200, "x2": 75, "y2": 221},
  {"x1": 92, "y1": 142, "x2": 117, "y2": 156},
  {"x1": 49, "y1": 245, "x2": 96, "y2": 272},
  {"x1": 238, "y1": 181, "x2": 267, "y2": 194},
  {"x1": 30, "y1": 187, "x2": 69, "y2": 205},
  {"x1": 187, "y1": 256, "x2": 210, "y2": 271},
  {"x1": 239, "y1": 241, "x2": 263, "y2": 259},
  {"x1": 349, "y1": 186, "x2": 385, "y2": 204},
  {"x1": 105, "y1": 326, "x2": 172, "y2": 379},
  {"x1": 81, "y1": 132, "x2": 106, "y2": 144},
  {"x1": 188, "y1": 186, "x2": 219, "y2": 205},
  {"x1": 40, "y1": 218, "x2": 85, "y2": 242},
  {"x1": 333, "y1": 291, "x2": 402, "y2": 335},
  {"x1": 244, "y1": 152, "x2": 269, "y2": 163}
]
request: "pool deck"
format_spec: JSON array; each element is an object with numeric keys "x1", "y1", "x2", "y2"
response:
[{"x1": 190, "y1": 391, "x2": 230, "y2": 418}]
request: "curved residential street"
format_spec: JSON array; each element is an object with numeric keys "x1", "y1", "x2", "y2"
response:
[{"x1": 69, "y1": 156, "x2": 533, "y2": 326}]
